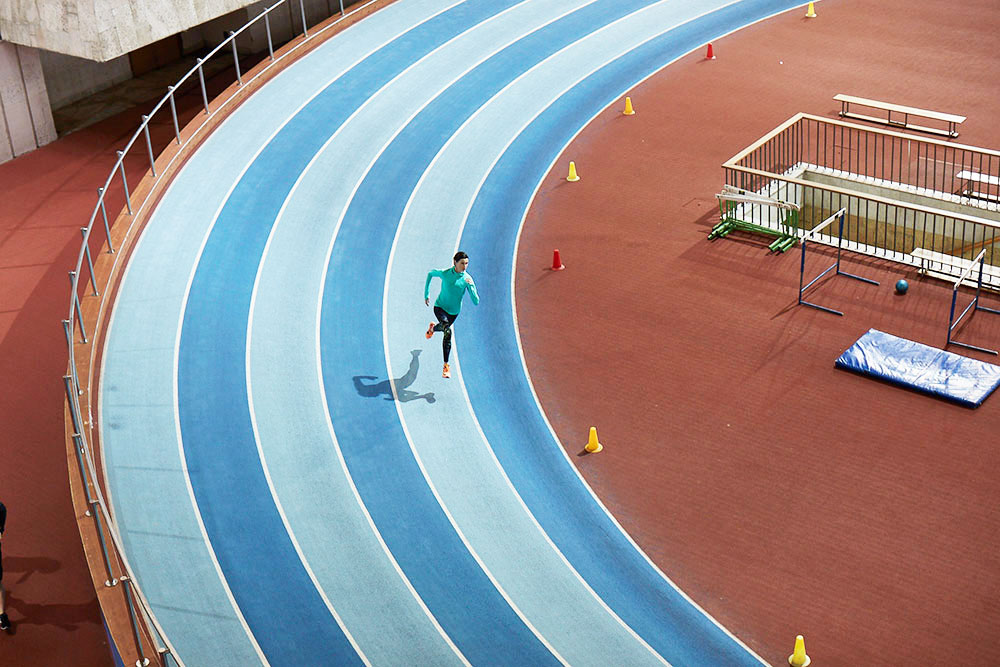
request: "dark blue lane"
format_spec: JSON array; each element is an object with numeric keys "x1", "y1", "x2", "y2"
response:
[
  {"x1": 175, "y1": 1, "x2": 526, "y2": 663},
  {"x1": 458, "y1": 1, "x2": 803, "y2": 665},
  {"x1": 318, "y1": 0, "x2": 665, "y2": 664}
]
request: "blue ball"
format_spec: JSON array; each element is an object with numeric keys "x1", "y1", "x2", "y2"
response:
[{"x1": 895, "y1": 279, "x2": 909, "y2": 294}]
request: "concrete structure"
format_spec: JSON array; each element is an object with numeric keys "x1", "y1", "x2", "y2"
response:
[
  {"x1": 0, "y1": 41, "x2": 57, "y2": 162},
  {"x1": 0, "y1": 0, "x2": 272, "y2": 62},
  {"x1": 0, "y1": 0, "x2": 352, "y2": 163}
]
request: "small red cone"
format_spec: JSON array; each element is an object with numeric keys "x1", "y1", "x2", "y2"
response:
[
  {"x1": 706, "y1": 43, "x2": 716, "y2": 60},
  {"x1": 551, "y1": 249, "x2": 565, "y2": 271}
]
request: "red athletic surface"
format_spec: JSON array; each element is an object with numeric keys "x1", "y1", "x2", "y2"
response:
[{"x1": 516, "y1": 1, "x2": 1000, "y2": 664}]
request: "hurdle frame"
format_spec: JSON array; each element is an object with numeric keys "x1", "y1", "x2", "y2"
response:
[
  {"x1": 798, "y1": 208, "x2": 880, "y2": 315},
  {"x1": 946, "y1": 248, "x2": 1000, "y2": 355},
  {"x1": 711, "y1": 185, "x2": 800, "y2": 252}
]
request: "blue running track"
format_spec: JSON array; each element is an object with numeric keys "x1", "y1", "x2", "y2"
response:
[{"x1": 100, "y1": 0, "x2": 805, "y2": 664}]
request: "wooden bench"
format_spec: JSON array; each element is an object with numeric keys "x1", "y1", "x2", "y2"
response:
[
  {"x1": 955, "y1": 170, "x2": 1000, "y2": 202},
  {"x1": 834, "y1": 94, "x2": 965, "y2": 138},
  {"x1": 911, "y1": 247, "x2": 1000, "y2": 288}
]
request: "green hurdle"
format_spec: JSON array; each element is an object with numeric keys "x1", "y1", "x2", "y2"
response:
[{"x1": 710, "y1": 186, "x2": 800, "y2": 252}]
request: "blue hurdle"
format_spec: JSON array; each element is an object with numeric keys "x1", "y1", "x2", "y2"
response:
[
  {"x1": 946, "y1": 248, "x2": 1000, "y2": 355},
  {"x1": 797, "y1": 208, "x2": 879, "y2": 316}
]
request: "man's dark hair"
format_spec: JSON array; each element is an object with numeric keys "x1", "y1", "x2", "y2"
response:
[{"x1": 453, "y1": 251, "x2": 469, "y2": 263}]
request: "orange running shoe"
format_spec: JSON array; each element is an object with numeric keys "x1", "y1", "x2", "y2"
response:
[
  {"x1": 425, "y1": 322, "x2": 435, "y2": 339},
  {"x1": 442, "y1": 363, "x2": 450, "y2": 379}
]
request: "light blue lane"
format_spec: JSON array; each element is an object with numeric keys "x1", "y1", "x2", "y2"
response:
[
  {"x1": 386, "y1": 1, "x2": 728, "y2": 664},
  {"x1": 177, "y1": 1, "x2": 539, "y2": 665},
  {"x1": 247, "y1": 1, "x2": 582, "y2": 664},
  {"x1": 99, "y1": 0, "x2": 474, "y2": 663},
  {"x1": 458, "y1": 1, "x2": 804, "y2": 664},
  {"x1": 319, "y1": 1, "x2": 689, "y2": 664}
]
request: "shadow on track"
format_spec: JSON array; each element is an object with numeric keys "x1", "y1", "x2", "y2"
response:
[{"x1": 353, "y1": 349, "x2": 436, "y2": 403}]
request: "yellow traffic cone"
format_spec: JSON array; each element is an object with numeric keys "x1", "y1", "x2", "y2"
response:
[
  {"x1": 566, "y1": 161, "x2": 580, "y2": 182},
  {"x1": 805, "y1": 2, "x2": 816, "y2": 18},
  {"x1": 623, "y1": 96, "x2": 635, "y2": 116},
  {"x1": 584, "y1": 426, "x2": 603, "y2": 453},
  {"x1": 788, "y1": 635, "x2": 811, "y2": 667}
]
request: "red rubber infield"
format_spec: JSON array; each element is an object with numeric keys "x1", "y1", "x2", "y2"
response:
[{"x1": 516, "y1": 1, "x2": 1000, "y2": 664}]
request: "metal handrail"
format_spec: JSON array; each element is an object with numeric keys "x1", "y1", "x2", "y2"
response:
[
  {"x1": 720, "y1": 114, "x2": 1000, "y2": 283},
  {"x1": 62, "y1": 1, "x2": 371, "y2": 664}
]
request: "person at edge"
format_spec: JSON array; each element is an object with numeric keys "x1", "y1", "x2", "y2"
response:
[
  {"x1": 424, "y1": 251, "x2": 480, "y2": 379},
  {"x1": 0, "y1": 501, "x2": 9, "y2": 631}
]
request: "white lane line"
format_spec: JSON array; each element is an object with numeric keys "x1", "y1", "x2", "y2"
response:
[
  {"x1": 309, "y1": 3, "x2": 609, "y2": 661},
  {"x1": 173, "y1": 146, "x2": 273, "y2": 666},
  {"x1": 391, "y1": 1, "x2": 734, "y2": 662},
  {"x1": 503, "y1": 3, "x2": 800, "y2": 663},
  {"x1": 118, "y1": 2, "x2": 470, "y2": 662},
  {"x1": 246, "y1": 212, "x2": 371, "y2": 664}
]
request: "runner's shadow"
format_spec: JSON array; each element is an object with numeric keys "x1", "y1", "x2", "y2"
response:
[
  {"x1": 3, "y1": 592, "x2": 102, "y2": 633},
  {"x1": 3, "y1": 555, "x2": 61, "y2": 584},
  {"x1": 353, "y1": 349, "x2": 435, "y2": 403}
]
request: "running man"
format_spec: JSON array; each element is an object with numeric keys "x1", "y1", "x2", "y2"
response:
[{"x1": 425, "y1": 251, "x2": 480, "y2": 378}]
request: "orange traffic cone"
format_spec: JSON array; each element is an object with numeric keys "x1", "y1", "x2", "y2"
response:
[{"x1": 551, "y1": 249, "x2": 565, "y2": 271}]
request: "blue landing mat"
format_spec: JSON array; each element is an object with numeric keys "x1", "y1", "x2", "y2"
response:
[{"x1": 835, "y1": 329, "x2": 1000, "y2": 408}]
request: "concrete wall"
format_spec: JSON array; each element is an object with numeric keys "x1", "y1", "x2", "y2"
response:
[
  {"x1": 0, "y1": 42, "x2": 57, "y2": 163},
  {"x1": 0, "y1": 0, "x2": 264, "y2": 62},
  {"x1": 180, "y1": 0, "x2": 351, "y2": 57},
  {"x1": 39, "y1": 49, "x2": 132, "y2": 110}
]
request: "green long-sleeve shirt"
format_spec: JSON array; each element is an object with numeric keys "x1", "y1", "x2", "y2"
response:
[{"x1": 425, "y1": 267, "x2": 480, "y2": 315}]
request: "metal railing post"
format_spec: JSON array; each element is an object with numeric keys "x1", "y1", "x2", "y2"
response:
[
  {"x1": 69, "y1": 271, "x2": 89, "y2": 343},
  {"x1": 71, "y1": 433, "x2": 95, "y2": 509},
  {"x1": 98, "y1": 188, "x2": 115, "y2": 253},
  {"x1": 62, "y1": 323, "x2": 83, "y2": 395},
  {"x1": 81, "y1": 228, "x2": 99, "y2": 296},
  {"x1": 229, "y1": 32, "x2": 242, "y2": 85},
  {"x1": 90, "y1": 504, "x2": 119, "y2": 587},
  {"x1": 340, "y1": 0, "x2": 345, "y2": 15},
  {"x1": 264, "y1": 12, "x2": 274, "y2": 60},
  {"x1": 63, "y1": 375, "x2": 84, "y2": 435},
  {"x1": 142, "y1": 116, "x2": 157, "y2": 177},
  {"x1": 299, "y1": 0, "x2": 309, "y2": 37},
  {"x1": 121, "y1": 577, "x2": 151, "y2": 666},
  {"x1": 168, "y1": 87, "x2": 181, "y2": 145},
  {"x1": 197, "y1": 59, "x2": 210, "y2": 114},
  {"x1": 117, "y1": 152, "x2": 133, "y2": 215}
]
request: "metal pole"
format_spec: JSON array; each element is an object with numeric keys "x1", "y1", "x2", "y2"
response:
[
  {"x1": 62, "y1": 322, "x2": 82, "y2": 395},
  {"x1": 265, "y1": 12, "x2": 274, "y2": 60},
  {"x1": 168, "y1": 86, "x2": 181, "y2": 145},
  {"x1": 117, "y1": 151, "x2": 133, "y2": 215},
  {"x1": 121, "y1": 577, "x2": 151, "y2": 666},
  {"x1": 91, "y1": 504, "x2": 119, "y2": 587},
  {"x1": 340, "y1": 0, "x2": 345, "y2": 15},
  {"x1": 98, "y1": 188, "x2": 115, "y2": 253},
  {"x1": 300, "y1": 0, "x2": 309, "y2": 37},
  {"x1": 197, "y1": 59, "x2": 209, "y2": 114},
  {"x1": 142, "y1": 116, "x2": 157, "y2": 177},
  {"x1": 81, "y1": 228, "x2": 99, "y2": 296},
  {"x1": 71, "y1": 432, "x2": 95, "y2": 508},
  {"x1": 63, "y1": 375, "x2": 84, "y2": 435},
  {"x1": 69, "y1": 271, "x2": 89, "y2": 343},
  {"x1": 229, "y1": 32, "x2": 242, "y2": 85}
]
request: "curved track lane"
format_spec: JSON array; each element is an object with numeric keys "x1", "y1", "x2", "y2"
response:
[{"x1": 101, "y1": 0, "x2": 805, "y2": 663}]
